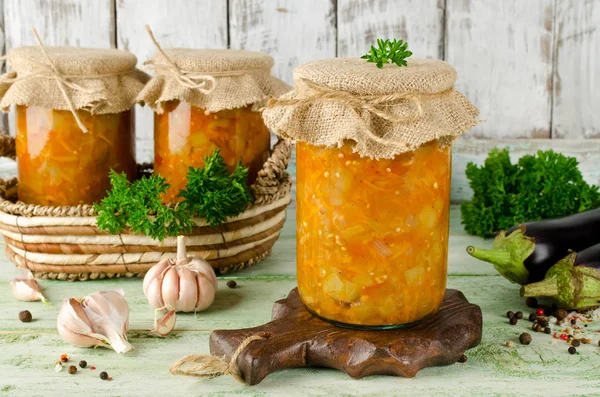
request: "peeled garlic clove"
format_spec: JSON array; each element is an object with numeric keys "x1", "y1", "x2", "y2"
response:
[
  {"x1": 151, "y1": 309, "x2": 176, "y2": 337},
  {"x1": 176, "y1": 267, "x2": 198, "y2": 313},
  {"x1": 161, "y1": 267, "x2": 180, "y2": 310},
  {"x1": 143, "y1": 258, "x2": 171, "y2": 296},
  {"x1": 10, "y1": 278, "x2": 47, "y2": 303},
  {"x1": 195, "y1": 273, "x2": 216, "y2": 311}
]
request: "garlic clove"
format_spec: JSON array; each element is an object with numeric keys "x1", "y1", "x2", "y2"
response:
[
  {"x1": 195, "y1": 273, "x2": 216, "y2": 311},
  {"x1": 176, "y1": 267, "x2": 198, "y2": 312},
  {"x1": 151, "y1": 309, "x2": 176, "y2": 337},
  {"x1": 161, "y1": 266, "x2": 180, "y2": 309},
  {"x1": 58, "y1": 298, "x2": 93, "y2": 336},
  {"x1": 146, "y1": 276, "x2": 165, "y2": 310},
  {"x1": 10, "y1": 278, "x2": 47, "y2": 303},
  {"x1": 187, "y1": 258, "x2": 217, "y2": 289},
  {"x1": 57, "y1": 319, "x2": 101, "y2": 348},
  {"x1": 143, "y1": 258, "x2": 171, "y2": 296}
]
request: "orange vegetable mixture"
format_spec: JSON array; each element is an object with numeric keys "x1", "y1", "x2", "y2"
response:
[
  {"x1": 296, "y1": 140, "x2": 452, "y2": 327},
  {"x1": 16, "y1": 106, "x2": 136, "y2": 206},
  {"x1": 154, "y1": 101, "x2": 271, "y2": 202}
]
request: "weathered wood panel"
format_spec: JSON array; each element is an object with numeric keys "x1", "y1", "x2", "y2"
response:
[
  {"x1": 228, "y1": 0, "x2": 336, "y2": 85},
  {"x1": 552, "y1": 0, "x2": 600, "y2": 139},
  {"x1": 337, "y1": 0, "x2": 444, "y2": 59},
  {"x1": 452, "y1": 137, "x2": 600, "y2": 202},
  {"x1": 446, "y1": 0, "x2": 554, "y2": 139},
  {"x1": 116, "y1": 0, "x2": 228, "y2": 163}
]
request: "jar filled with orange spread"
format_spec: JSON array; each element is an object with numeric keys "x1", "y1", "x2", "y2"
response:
[
  {"x1": 0, "y1": 46, "x2": 148, "y2": 206},
  {"x1": 264, "y1": 57, "x2": 479, "y2": 328},
  {"x1": 138, "y1": 47, "x2": 290, "y2": 202}
]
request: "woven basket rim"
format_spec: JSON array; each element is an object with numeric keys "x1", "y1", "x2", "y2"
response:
[{"x1": 0, "y1": 138, "x2": 292, "y2": 218}]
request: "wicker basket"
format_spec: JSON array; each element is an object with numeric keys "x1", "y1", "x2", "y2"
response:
[{"x1": 0, "y1": 134, "x2": 292, "y2": 281}]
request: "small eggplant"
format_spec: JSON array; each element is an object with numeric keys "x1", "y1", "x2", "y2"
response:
[
  {"x1": 466, "y1": 208, "x2": 600, "y2": 285},
  {"x1": 520, "y1": 243, "x2": 600, "y2": 310}
]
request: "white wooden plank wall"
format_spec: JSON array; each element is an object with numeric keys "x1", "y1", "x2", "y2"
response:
[{"x1": 0, "y1": 0, "x2": 598, "y2": 167}]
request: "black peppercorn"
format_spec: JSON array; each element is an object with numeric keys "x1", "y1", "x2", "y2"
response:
[
  {"x1": 555, "y1": 309, "x2": 568, "y2": 321},
  {"x1": 544, "y1": 327, "x2": 551, "y2": 334},
  {"x1": 100, "y1": 371, "x2": 109, "y2": 380},
  {"x1": 538, "y1": 319, "x2": 548, "y2": 328},
  {"x1": 571, "y1": 319, "x2": 577, "y2": 325},
  {"x1": 18, "y1": 310, "x2": 32, "y2": 323},
  {"x1": 568, "y1": 346, "x2": 577, "y2": 355},
  {"x1": 515, "y1": 311, "x2": 523, "y2": 320},
  {"x1": 571, "y1": 339, "x2": 581, "y2": 347},
  {"x1": 68, "y1": 365, "x2": 77, "y2": 375},
  {"x1": 509, "y1": 317, "x2": 518, "y2": 325},
  {"x1": 79, "y1": 360, "x2": 87, "y2": 369},
  {"x1": 519, "y1": 333, "x2": 532, "y2": 345},
  {"x1": 506, "y1": 311, "x2": 515, "y2": 319},
  {"x1": 458, "y1": 354, "x2": 467, "y2": 363},
  {"x1": 226, "y1": 280, "x2": 237, "y2": 289},
  {"x1": 528, "y1": 313, "x2": 537, "y2": 322},
  {"x1": 525, "y1": 297, "x2": 538, "y2": 308}
]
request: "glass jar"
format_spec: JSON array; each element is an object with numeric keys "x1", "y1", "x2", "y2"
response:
[
  {"x1": 16, "y1": 106, "x2": 136, "y2": 206},
  {"x1": 154, "y1": 101, "x2": 271, "y2": 202},
  {"x1": 296, "y1": 140, "x2": 452, "y2": 328}
]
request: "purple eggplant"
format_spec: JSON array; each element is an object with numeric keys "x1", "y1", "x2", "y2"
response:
[
  {"x1": 520, "y1": 243, "x2": 600, "y2": 310},
  {"x1": 466, "y1": 208, "x2": 600, "y2": 285}
]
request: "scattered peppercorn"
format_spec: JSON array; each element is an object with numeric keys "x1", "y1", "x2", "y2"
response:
[
  {"x1": 54, "y1": 362, "x2": 63, "y2": 372},
  {"x1": 568, "y1": 346, "x2": 577, "y2": 355},
  {"x1": 582, "y1": 338, "x2": 592, "y2": 344},
  {"x1": 525, "y1": 297, "x2": 538, "y2": 308},
  {"x1": 458, "y1": 354, "x2": 467, "y2": 363},
  {"x1": 79, "y1": 360, "x2": 87, "y2": 369},
  {"x1": 68, "y1": 365, "x2": 77, "y2": 375},
  {"x1": 571, "y1": 339, "x2": 581, "y2": 347},
  {"x1": 100, "y1": 371, "x2": 109, "y2": 380},
  {"x1": 571, "y1": 319, "x2": 577, "y2": 325},
  {"x1": 509, "y1": 317, "x2": 518, "y2": 325},
  {"x1": 506, "y1": 311, "x2": 515, "y2": 319},
  {"x1": 538, "y1": 319, "x2": 549, "y2": 328},
  {"x1": 528, "y1": 313, "x2": 537, "y2": 322},
  {"x1": 519, "y1": 333, "x2": 532, "y2": 345},
  {"x1": 505, "y1": 341, "x2": 514, "y2": 348},
  {"x1": 536, "y1": 308, "x2": 545, "y2": 316},
  {"x1": 18, "y1": 310, "x2": 32, "y2": 323},
  {"x1": 555, "y1": 309, "x2": 568, "y2": 321},
  {"x1": 560, "y1": 333, "x2": 569, "y2": 341},
  {"x1": 544, "y1": 327, "x2": 551, "y2": 334},
  {"x1": 90, "y1": 366, "x2": 96, "y2": 371},
  {"x1": 60, "y1": 354, "x2": 69, "y2": 363},
  {"x1": 515, "y1": 311, "x2": 523, "y2": 320}
]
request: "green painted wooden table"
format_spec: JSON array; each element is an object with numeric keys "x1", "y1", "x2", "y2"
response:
[{"x1": 1, "y1": 207, "x2": 600, "y2": 397}]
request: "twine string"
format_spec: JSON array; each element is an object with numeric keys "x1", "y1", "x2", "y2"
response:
[
  {"x1": 266, "y1": 78, "x2": 445, "y2": 149},
  {"x1": 169, "y1": 334, "x2": 267, "y2": 383},
  {"x1": 143, "y1": 25, "x2": 216, "y2": 93}
]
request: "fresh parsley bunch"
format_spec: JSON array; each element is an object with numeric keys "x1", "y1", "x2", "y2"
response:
[
  {"x1": 95, "y1": 150, "x2": 254, "y2": 241},
  {"x1": 95, "y1": 171, "x2": 195, "y2": 241},
  {"x1": 361, "y1": 39, "x2": 412, "y2": 68},
  {"x1": 461, "y1": 149, "x2": 600, "y2": 237},
  {"x1": 179, "y1": 150, "x2": 253, "y2": 228}
]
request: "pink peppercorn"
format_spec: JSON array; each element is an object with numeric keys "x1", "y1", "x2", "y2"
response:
[
  {"x1": 560, "y1": 334, "x2": 569, "y2": 341},
  {"x1": 536, "y1": 308, "x2": 545, "y2": 316}
]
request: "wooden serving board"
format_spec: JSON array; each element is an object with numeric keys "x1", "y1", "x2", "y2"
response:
[{"x1": 210, "y1": 287, "x2": 483, "y2": 385}]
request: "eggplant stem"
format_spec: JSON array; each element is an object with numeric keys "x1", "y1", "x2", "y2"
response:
[
  {"x1": 520, "y1": 277, "x2": 559, "y2": 298},
  {"x1": 466, "y1": 245, "x2": 529, "y2": 285}
]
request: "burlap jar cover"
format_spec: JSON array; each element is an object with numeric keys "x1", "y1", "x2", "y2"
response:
[
  {"x1": 0, "y1": 34, "x2": 149, "y2": 131},
  {"x1": 262, "y1": 58, "x2": 480, "y2": 158},
  {"x1": 137, "y1": 27, "x2": 290, "y2": 114}
]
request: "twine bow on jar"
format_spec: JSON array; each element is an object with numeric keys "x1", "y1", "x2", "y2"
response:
[
  {"x1": 266, "y1": 77, "x2": 446, "y2": 150},
  {"x1": 142, "y1": 25, "x2": 217, "y2": 94},
  {"x1": 169, "y1": 334, "x2": 267, "y2": 384}
]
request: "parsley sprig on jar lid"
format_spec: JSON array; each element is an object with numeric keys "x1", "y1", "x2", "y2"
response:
[{"x1": 263, "y1": 40, "x2": 479, "y2": 329}]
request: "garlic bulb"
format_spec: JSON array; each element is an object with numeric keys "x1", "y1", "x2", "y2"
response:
[
  {"x1": 57, "y1": 290, "x2": 132, "y2": 354},
  {"x1": 143, "y1": 235, "x2": 217, "y2": 313},
  {"x1": 10, "y1": 277, "x2": 48, "y2": 304},
  {"x1": 151, "y1": 309, "x2": 176, "y2": 337}
]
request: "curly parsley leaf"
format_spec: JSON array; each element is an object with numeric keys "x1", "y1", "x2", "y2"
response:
[
  {"x1": 361, "y1": 39, "x2": 412, "y2": 68},
  {"x1": 461, "y1": 149, "x2": 600, "y2": 238},
  {"x1": 179, "y1": 149, "x2": 254, "y2": 228}
]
